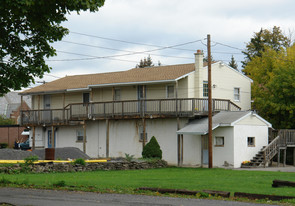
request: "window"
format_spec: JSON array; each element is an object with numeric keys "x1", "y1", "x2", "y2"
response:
[
  {"x1": 139, "y1": 126, "x2": 148, "y2": 142},
  {"x1": 167, "y1": 85, "x2": 174, "y2": 98},
  {"x1": 76, "y1": 129, "x2": 85, "y2": 142},
  {"x1": 83, "y1": 93, "x2": 90, "y2": 104},
  {"x1": 215, "y1": 136, "x2": 224, "y2": 147},
  {"x1": 234, "y1": 88, "x2": 240, "y2": 101},
  {"x1": 203, "y1": 81, "x2": 208, "y2": 97},
  {"x1": 114, "y1": 88, "x2": 121, "y2": 101},
  {"x1": 248, "y1": 137, "x2": 255, "y2": 147}
]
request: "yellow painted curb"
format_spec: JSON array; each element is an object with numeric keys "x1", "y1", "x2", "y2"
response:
[{"x1": 0, "y1": 159, "x2": 108, "y2": 164}]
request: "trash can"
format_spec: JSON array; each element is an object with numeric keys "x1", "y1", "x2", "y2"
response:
[{"x1": 45, "y1": 148, "x2": 55, "y2": 160}]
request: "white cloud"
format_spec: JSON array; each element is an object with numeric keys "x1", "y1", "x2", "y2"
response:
[{"x1": 36, "y1": 0, "x2": 295, "y2": 84}]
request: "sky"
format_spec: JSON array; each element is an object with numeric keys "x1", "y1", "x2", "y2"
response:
[{"x1": 35, "y1": 0, "x2": 295, "y2": 86}]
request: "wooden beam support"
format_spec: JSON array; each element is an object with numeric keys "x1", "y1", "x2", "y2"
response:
[
  {"x1": 32, "y1": 126, "x2": 36, "y2": 150},
  {"x1": 106, "y1": 119, "x2": 110, "y2": 158},
  {"x1": 51, "y1": 126, "x2": 55, "y2": 148},
  {"x1": 83, "y1": 120, "x2": 86, "y2": 153},
  {"x1": 177, "y1": 117, "x2": 181, "y2": 166},
  {"x1": 142, "y1": 118, "x2": 146, "y2": 150},
  {"x1": 283, "y1": 148, "x2": 286, "y2": 167}
]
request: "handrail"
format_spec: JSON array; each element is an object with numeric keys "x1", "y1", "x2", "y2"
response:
[
  {"x1": 262, "y1": 135, "x2": 281, "y2": 167},
  {"x1": 21, "y1": 98, "x2": 241, "y2": 125}
]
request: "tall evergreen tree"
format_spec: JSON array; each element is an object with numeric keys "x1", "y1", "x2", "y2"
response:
[
  {"x1": 242, "y1": 26, "x2": 291, "y2": 70},
  {"x1": 136, "y1": 55, "x2": 154, "y2": 68},
  {"x1": 228, "y1": 55, "x2": 238, "y2": 70}
]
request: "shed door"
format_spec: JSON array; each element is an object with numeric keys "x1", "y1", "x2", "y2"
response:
[{"x1": 201, "y1": 135, "x2": 208, "y2": 165}]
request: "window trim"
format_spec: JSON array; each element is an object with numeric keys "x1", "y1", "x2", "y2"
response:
[
  {"x1": 166, "y1": 85, "x2": 175, "y2": 98},
  {"x1": 247, "y1": 137, "x2": 255, "y2": 147},
  {"x1": 234, "y1": 87, "x2": 240, "y2": 102},
  {"x1": 83, "y1": 92, "x2": 90, "y2": 105},
  {"x1": 76, "y1": 129, "x2": 86, "y2": 143},
  {"x1": 203, "y1": 81, "x2": 208, "y2": 98},
  {"x1": 114, "y1": 88, "x2": 121, "y2": 101},
  {"x1": 215, "y1": 136, "x2": 224, "y2": 147}
]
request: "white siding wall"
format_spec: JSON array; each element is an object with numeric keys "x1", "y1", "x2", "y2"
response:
[
  {"x1": 212, "y1": 127, "x2": 235, "y2": 167},
  {"x1": 183, "y1": 134, "x2": 201, "y2": 166},
  {"x1": 233, "y1": 125, "x2": 268, "y2": 168}
]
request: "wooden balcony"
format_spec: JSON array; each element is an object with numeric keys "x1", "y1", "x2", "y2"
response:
[{"x1": 21, "y1": 98, "x2": 241, "y2": 126}]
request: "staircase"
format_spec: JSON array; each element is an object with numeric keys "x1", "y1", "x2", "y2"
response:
[
  {"x1": 242, "y1": 129, "x2": 295, "y2": 168},
  {"x1": 241, "y1": 135, "x2": 282, "y2": 168}
]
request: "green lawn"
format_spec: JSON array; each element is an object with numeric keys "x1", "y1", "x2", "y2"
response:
[{"x1": 1, "y1": 167, "x2": 295, "y2": 197}]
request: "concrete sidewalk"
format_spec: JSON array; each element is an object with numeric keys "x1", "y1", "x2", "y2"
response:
[{"x1": 235, "y1": 165, "x2": 295, "y2": 172}]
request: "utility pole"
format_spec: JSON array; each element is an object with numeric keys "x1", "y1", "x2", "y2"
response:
[{"x1": 207, "y1": 34, "x2": 213, "y2": 168}]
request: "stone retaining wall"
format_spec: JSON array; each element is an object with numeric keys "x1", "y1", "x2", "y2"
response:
[{"x1": 0, "y1": 160, "x2": 168, "y2": 173}]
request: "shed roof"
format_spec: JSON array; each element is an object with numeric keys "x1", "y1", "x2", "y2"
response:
[{"x1": 177, "y1": 111, "x2": 271, "y2": 135}]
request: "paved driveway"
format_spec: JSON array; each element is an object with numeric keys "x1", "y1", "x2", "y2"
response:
[{"x1": 0, "y1": 187, "x2": 275, "y2": 206}]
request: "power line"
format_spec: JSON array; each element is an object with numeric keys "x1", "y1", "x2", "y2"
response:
[
  {"x1": 49, "y1": 40, "x2": 202, "y2": 62},
  {"x1": 70, "y1": 31, "x2": 197, "y2": 52},
  {"x1": 61, "y1": 40, "x2": 194, "y2": 60}
]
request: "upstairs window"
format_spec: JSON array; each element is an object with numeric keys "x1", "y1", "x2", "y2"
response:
[
  {"x1": 167, "y1": 85, "x2": 175, "y2": 98},
  {"x1": 83, "y1": 93, "x2": 90, "y2": 104},
  {"x1": 203, "y1": 81, "x2": 208, "y2": 97},
  {"x1": 234, "y1": 88, "x2": 240, "y2": 101},
  {"x1": 114, "y1": 88, "x2": 121, "y2": 101}
]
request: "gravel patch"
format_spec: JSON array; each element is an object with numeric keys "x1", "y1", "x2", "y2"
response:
[{"x1": 0, "y1": 147, "x2": 90, "y2": 160}]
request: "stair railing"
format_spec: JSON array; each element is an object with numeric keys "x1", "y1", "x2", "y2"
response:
[{"x1": 262, "y1": 135, "x2": 281, "y2": 167}]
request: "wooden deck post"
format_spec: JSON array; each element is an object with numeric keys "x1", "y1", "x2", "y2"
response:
[
  {"x1": 51, "y1": 126, "x2": 54, "y2": 148},
  {"x1": 83, "y1": 120, "x2": 86, "y2": 153},
  {"x1": 106, "y1": 119, "x2": 109, "y2": 158},
  {"x1": 142, "y1": 118, "x2": 146, "y2": 150},
  {"x1": 283, "y1": 148, "x2": 286, "y2": 167},
  {"x1": 177, "y1": 117, "x2": 181, "y2": 166},
  {"x1": 293, "y1": 148, "x2": 295, "y2": 166},
  {"x1": 277, "y1": 148, "x2": 280, "y2": 167},
  {"x1": 180, "y1": 134, "x2": 183, "y2": 165},
  {"x1": 32, "y1": 126, "x2": 36, "y2": 150}
]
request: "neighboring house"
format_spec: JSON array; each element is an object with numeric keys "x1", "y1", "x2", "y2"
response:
[
  {"x1": 0, "y1": 92, "x2": 31, "y2": 123},
  {"x1": 20, "y1": 50, "x2": 258, "y2": 167}
]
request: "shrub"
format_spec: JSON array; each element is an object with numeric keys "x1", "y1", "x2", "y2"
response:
[
  {"x1": 125, "y1": 153, "x2": 134, "y2": 162},
  {"x1": 0, "y1": 143, "x2": 8, "y2": 149},
  {"x1": 142, "y1": 136, "x2": 162, "y2": 159},
  {"x1": 24, "y1": 155, "x2": 39, "y2": 165},
  {"x1": 74, "y1": 158, "x2": 86, "y2": 166}
]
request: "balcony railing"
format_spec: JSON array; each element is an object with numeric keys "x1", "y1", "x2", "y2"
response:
[{"x1": 21, "y1": 98, "x2": 241, "y2": 126}]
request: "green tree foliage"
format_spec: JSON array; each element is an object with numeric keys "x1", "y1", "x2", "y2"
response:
[
  {"x1": 136, "y1": 55, "x2": 155, "y2": 68},
  {"x1": 142, "y1": 136, "x2": 162, "y2": 159},
  {"x1": 244, "y1": 45, "x2": 295, "y2": 128},
  {"x1": 242, "y1": 26, "x2": 290, "y2": 69},
  {"x1": 0, "y1": 0, "x2": 105, "y2": 95},
  {"x1": 228, "y1": 55, "x2": 238, "y2": 70},
  {"x1": 0, "y1": 115, "x2": 15, "y2": 125}
]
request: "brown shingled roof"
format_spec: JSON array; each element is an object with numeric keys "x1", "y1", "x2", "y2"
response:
[{"x1": 22, "y1": 63, "x2": 200, "y2": 94}]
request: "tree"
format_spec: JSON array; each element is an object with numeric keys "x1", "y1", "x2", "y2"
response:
[
  {"x1": 244, "y1": 45, "x2": 295, "y2": 129},
  {"x1": 0, "y1": 115, "x2": 15, "y2": 125},
  {"x1": 0, "y1": 0, "x2": 105, "y2": 96},
  {"x1": 242, "y1": 26, "x2": 290, "y2": 69},
  {"x1": 228, "y1": 55, "x2": 238, "y2": 70},
  {"x1": 142, "y1": 136, "x2": 162, "y2": 159},
  {"x1": 136, "y1": 55, "x2": 154, "y2": 68}
]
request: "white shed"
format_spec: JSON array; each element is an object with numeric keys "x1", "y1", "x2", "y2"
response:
[{"x1": 177, "y1": 111, "x2": 272, "y2": 168}]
